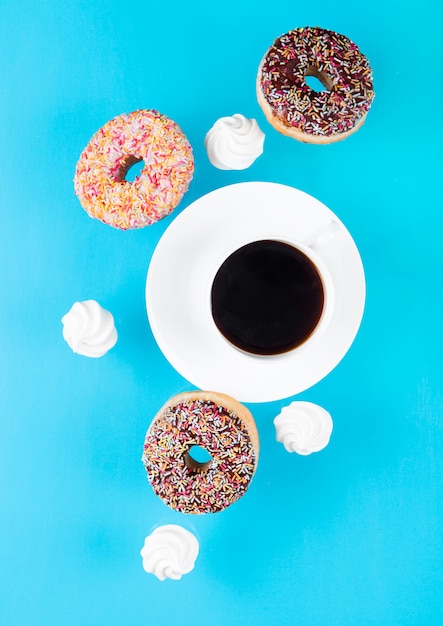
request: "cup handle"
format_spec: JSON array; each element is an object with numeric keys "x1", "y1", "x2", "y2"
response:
[{"x1": 304, "y1": 220, "x2": 340, "y2": 252}]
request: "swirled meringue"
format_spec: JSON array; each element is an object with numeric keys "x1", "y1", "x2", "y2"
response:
[
  {"x1": 204, "y1": 113, "x2": 265, "y2": 170},
  {"x1": 274, "y1": 401, "x2": 333, "y2": 455},
  {"x1": 61, "y1": 300, "x2": 118, "y2": 358},
  {"x1": 140, "y1": 524, "x2": 199, "y2": 581}
]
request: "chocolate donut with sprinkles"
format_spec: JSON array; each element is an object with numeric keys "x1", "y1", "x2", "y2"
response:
[
  {"x1": 257, "y1": 27, "x2": 375, "y2": 144},
  {"x1": 74, "y1": 110, "x2": 194, "y2": 229},
  {"x1": 142, "y1": 391, "x2": 259, "y2": 514}
]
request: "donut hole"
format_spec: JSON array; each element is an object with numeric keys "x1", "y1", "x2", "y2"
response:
[
  {"x1": 304, "y1": 66, "x2": 334, "y2": 92},
  {"x1": 118, "y1": 156, "x2": 145, "y2": 182},
  {"x1": 185, "y1": 445, "x2": 213, "y2": 471}
]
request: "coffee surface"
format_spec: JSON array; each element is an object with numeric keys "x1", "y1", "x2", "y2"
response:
[{"x1": 211, "y1": 240, "x2": 325, "y2": 355}]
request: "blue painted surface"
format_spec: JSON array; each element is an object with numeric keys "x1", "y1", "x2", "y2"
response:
[{"x1": 1, "y1": 1, "x2": 442, "y2": 624}]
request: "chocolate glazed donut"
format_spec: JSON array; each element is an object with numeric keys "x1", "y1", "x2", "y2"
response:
[
  {"x1": 142, "y1": 391, "x2": 259, "y2": 514},
  {"x1": 257, "y1": 27, "x2": 375, "y2": 144}
]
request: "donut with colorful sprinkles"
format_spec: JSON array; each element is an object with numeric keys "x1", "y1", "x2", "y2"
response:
[
  {"x1": 74, "y1": 110, "x2": 194, "y2": 229},
  {"x1": 257, "y1": 27, "x2": 375, "y2": 144},
  {"x1": 142, "y1": 391, "x2": 259, "y2": 514}
]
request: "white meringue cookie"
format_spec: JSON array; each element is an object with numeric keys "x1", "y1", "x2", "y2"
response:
[
  {"x1": 204, "y1": 113, "x2": 265, "y2": 170},
  {"x1": 274, "y1": 401, "x2": 333, "y2": 455},
  {"x1": 61, "y1": 300, "x2": 117, "y2": 358},
  {"x1": 140, "y1": 525, "x2": 199, "y2": 581}
]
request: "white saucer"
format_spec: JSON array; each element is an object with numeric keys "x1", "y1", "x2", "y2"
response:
[{"x1": 146, "y1": 182, "x2": 365, "y2": 403}]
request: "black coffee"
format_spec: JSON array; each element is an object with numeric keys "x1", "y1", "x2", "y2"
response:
[{"x1": 211, "y1": 240, "x2": 325, "y2": 356}]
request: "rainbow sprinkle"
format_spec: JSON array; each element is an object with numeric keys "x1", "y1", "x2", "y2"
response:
[
  {"x1": 74, "y1": 110, "x2": 194, "y2": 230},
  {"x1": 259, "y1": 27, "x2": 375, "y2": 137},
  {"x1": 142, "y1": 398, "x2": 258, "y2": 514}
]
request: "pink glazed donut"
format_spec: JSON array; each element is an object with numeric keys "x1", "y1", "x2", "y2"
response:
[{"x1": 74, "y1": 110, "x2": 194, "y2": 230}]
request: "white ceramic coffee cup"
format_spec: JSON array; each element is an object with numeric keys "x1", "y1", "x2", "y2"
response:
[{"x1": 208, "y1": 220, "x2": 339, "y2": 358}]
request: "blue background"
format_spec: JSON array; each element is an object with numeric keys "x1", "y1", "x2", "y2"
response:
[{"x1": 1, "y1": 1, "x2": 442, "y2": 625}]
